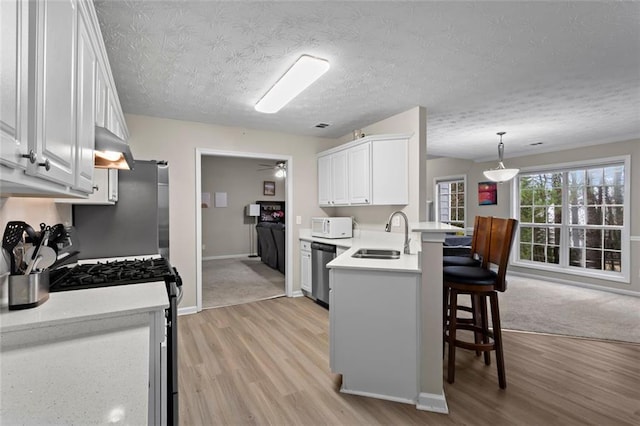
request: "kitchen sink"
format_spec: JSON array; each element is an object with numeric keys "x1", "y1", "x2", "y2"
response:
[{"x1": 351, "y1": 248, "x2": 401, "y2": 259}]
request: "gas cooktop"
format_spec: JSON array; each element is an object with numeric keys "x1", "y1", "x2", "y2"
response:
[{"x1": 49, "y1": 257, "x2": 176, "y2": 292}]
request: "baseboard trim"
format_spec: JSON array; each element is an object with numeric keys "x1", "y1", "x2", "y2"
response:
[
  {"x1": 416, "y1": 391, "x2": 449, "y2": 414},
  {"x1": 509, "y1": 271, "x2": 639, "y2": 297},
  {"x1": 178, "y1": 305, "x2": 198, "y2": 316},
  {"x1": 339, "y1": 386, "x2": 416, "y2": 406},
  {"x1": 202, "y1": 254, "x2": 254, "y2": 260},
  {"x1": 291, "y1": 290, "x2": 303, "y2": 297}
]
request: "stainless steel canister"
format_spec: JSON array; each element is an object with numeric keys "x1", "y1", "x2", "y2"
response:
[{"x1": 8, "y1": 270, "x2": 50, "y2": 310}]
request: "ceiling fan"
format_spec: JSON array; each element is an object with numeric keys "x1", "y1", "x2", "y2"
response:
[{"x1": 257, "y1": 161, "x2": 287, "y2": 178}]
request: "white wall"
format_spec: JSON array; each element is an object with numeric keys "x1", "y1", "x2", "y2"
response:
[
  {"x1": 124, "y1": 114, "x2": 336, "y2": 309},
  {"x1": 426, "y1": 138, "x2": 640, "y2": 293},
  {"x1": 0, "y1": 199, "x2": 72, "y2": 276},
  {"x1": 201, "y1": 156, "x2": 285, "y2": 258}
]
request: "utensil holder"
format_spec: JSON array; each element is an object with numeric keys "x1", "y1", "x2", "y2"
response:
[{"x1": 8, "y1": 270, "x2": 49, "y2": 310}]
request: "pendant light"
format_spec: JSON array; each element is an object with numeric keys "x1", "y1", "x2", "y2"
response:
[{"x1": 483, "y1": 132, "x2": 519, "y2": 182}]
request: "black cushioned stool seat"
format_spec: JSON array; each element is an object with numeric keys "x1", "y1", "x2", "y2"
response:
[
  {"x1": 443, "y1": 256, "x2": 481, "y2": 268},
  {"x1": 443, "y1": 265, "x2": 497, "y2": 285}
]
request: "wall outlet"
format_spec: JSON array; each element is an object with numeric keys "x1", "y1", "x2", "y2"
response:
[
  {"x1": 296, "y1": 215, "x2": 302, "y2": 225},
  {"x1": 202, "y1": 244, "x2": 206, "y2": 251},
  {"x1": 392, "y1": 216, "x2": 401, "y2": 227}
]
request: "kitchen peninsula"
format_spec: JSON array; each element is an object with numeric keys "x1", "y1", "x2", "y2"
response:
[{"x1": 326, "y1": 222, "x2": 460, "y2": 414}]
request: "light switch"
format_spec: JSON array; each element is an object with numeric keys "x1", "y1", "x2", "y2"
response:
[
  {"x1": 296, "y1": 215, "x2": 302, "y2": 225},
  {"x1": 393, "y1": 216, "x2": 401, "y2": 227}
]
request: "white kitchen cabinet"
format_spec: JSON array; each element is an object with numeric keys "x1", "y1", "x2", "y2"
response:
[
  {"x1": 318, "y1": 150, "x2": 348, "y2": 207},
  {"x1": 0, "y1": 0, "x2": 129, "y2": 198},
  {"x1": 94, "y1": 65, "x2": 107, "y2": 128},
  {"x1": 73, "y1": 2, "x2": 96, "y2": 193},
  {"x1": 30, "y1": 0, "x2": 78, "y2": 187},
  {"x1": 371, "y1": 136, "x2": 408, "y2": 205},
  {"x1": 55, "y1": 168, "x2": 118, "y2": 205},
  {"x1": 317, "y1": 134, "x2": 410, "y2": 208},
  {"x1": 300, "y1": 240, "x2": 312, "y2": 293},
  {"x1": 0, "y1": 0, "x2": 30, "y2": 171},
  {"x1": 348, "y1": 142, "x2": 371, "y2": 205}
]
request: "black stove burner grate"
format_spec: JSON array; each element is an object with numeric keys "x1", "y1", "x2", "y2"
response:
[{"x1": 50, "y1": 257, "x2": 175, "y2": 292}]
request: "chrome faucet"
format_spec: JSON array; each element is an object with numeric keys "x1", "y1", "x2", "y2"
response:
[{"x1": 385, "y1": 210, "x2": 411, "y2": 254}]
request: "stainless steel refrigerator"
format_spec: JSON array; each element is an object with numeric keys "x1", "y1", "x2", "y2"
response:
[{"x1": 73, "y1": 160, "x2": 170, "y2": 260}]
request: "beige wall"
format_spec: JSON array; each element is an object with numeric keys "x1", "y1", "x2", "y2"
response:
[
  {"x1": 201, "y1": 156, "x2": 285, "y2": 258},
  {"x1": 426, "y1": 138, "x2": 640, "y2": 293},
  {"x1": 125, "y1": 114, "x2": 336, "y2": 309},
  {"x1": 333, "y1": 106, "x2": 427, "y2": 232}
]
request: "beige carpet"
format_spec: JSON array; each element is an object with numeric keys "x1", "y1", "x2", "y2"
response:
[
  {"x1": 202, "y1": 258, "x2": 285, "y2": 309},
  {"x1": 493, "y1": 275, "x2": 640, "y2": 343}
]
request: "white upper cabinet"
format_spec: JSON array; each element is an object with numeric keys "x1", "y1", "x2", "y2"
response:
[
  {"x1": 0, "y1": 0, "x2": 30, "y2": 170},
  {"x1": 30, "y1": 0, "x2": 78, "y2": 187},
  {"x1": 73, "y1": 2, "x2": 96, "y2": 193},
  {"x1": 0, "y1": 0, "x2": 129, "y2": 197},
  {"x1": 317, "y1": 134, "x2": 410, "y2": 207},
  {"x1": 348, "y1": 142, "x2": 371, "y2": 205},
  {"x1": 318, "y1": 154, "x2": 331, "y2": 206},
  {"x1": 371, "y1": 137, "x2": 408, "y2": 205},
  {"x1": 318, "y1": 149, "x2": 348, "y2": 207}
]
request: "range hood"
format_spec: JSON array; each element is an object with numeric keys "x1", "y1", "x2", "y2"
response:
[{"x1": 94, "y1": 126, "x2": 135, "y2": 170}]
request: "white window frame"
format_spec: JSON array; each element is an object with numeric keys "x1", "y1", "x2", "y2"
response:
[
  {"x1": 434, "y1": 174, "x2": 467, "y2": 230},
  {"x1": 511, "y1": 155, "x2": 631, "y2": 283}
]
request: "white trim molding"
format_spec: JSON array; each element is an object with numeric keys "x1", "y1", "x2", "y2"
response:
[
  {"x1": 195, "y1": 148, "x2": 294, "y2": 313},
  {"x1": 509, "y1": 271, "x2": 639, "y2": 297},
  {"x1": 631, "y1": 236, "x2": 640, "y2": 242},
  {"x1": 417, "y1": 391, "x2": 449, "y2": 414},
  {"x1": 202, "y1": 254, "x2": 252, "y2": 261},
  {"x1": 178, "y1": 305, "x2": 199, "y2": 316}
]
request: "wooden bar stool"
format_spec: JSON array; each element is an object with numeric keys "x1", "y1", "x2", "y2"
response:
[
  {"x1": 443, "y1": 216, "x2": 493, "y2": 353},
  {"x1": 443, "y1": 215, "x2": 491, "y2": 267},
  {"x1": 443, "y1": 217, "x2": 518, "y2": 389}
]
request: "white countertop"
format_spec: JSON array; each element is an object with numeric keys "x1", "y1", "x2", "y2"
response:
[
  {"x1": 0, "y1": 282, "x2": 168, "y2": 425},
  {"x1": 300, "y1": 229, "x2": 422, "y2": 273},
  {"x1": 0, "y1": 281, "x2": 169, "y2": 333},
  {"x1": 410, "y1": 222, "x2": 462, "y2": 233}
]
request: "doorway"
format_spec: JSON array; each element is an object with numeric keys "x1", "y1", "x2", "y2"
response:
[{"x1": 195, "y1": 148, "x2": 293, "y2": 312}]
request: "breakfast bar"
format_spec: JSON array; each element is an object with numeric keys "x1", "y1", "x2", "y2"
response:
[{"x1": 327, "y1": 222, "x2": 460, "y2": 413}]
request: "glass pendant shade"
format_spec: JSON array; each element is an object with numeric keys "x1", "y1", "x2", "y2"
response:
[{"x1": 483, "y1": 132, "x2": 519, "y2": 182}]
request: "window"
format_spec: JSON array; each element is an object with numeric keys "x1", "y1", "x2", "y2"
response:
[
  {"x1": 515, "y1": 157, "x2": 629, "y2": 282},
  {"x1": 435, "y1": 177, "x2": 465, "y2": 228}
]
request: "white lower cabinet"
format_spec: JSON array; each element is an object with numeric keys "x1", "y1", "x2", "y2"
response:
[{"x1": 300, "y1": 240, "x2": 312, "y2": 293}]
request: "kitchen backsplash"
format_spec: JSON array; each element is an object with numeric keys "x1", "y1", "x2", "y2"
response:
[{"x1": 0, "y1": 198, "x2": 72, "y2": 275}]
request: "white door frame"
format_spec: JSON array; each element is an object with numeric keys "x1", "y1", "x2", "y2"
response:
[{"x1": 195, "y1": 148, "x2": 294, "y2": 312}]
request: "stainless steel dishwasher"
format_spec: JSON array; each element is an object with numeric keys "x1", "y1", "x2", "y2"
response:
[{"x1": 311, "y1": 242, "x2": 336, "y2": 308}]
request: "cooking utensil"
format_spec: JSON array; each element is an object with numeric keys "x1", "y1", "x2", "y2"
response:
[
  {"x1": 25, "y1": 245, "x2": 57, "y2": 272},
  {"x1": 3, "y1": 221, "x2": 29, "y2": 274},
  {"x1": 25, "y1": 229, "x2": 49, "y2": 275},
  {"x1": 46, "y1": 223, "x2": 66, "y2": 254}
]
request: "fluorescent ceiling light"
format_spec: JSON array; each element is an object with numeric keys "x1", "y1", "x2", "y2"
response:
[{"x1": 255, "y1": 55, "x2": 330, "y2": 113}]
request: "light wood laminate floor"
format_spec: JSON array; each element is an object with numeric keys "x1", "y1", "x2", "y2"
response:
[{"x1": 178, "y1": 296, "x2": 640, "y2": 425}]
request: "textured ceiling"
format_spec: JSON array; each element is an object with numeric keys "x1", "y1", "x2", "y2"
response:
[{"x1": 94, "y1": 1, "x2": 640, "y2": 161}]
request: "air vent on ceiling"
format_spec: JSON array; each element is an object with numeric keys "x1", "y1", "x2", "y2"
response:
[{"x1": 314, "y1": 123, "x2": 330, "y2": 128}]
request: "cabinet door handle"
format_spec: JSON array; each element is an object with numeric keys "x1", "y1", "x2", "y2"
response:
[
  {"x1": 22, "y1": 150, "x2": 37, "y2": 164},
  {"x1": 38, "y1": 159, "x2": 51, "y2": 171},
  {"x1": 365, "y1": 199, "x2": 368, "y2": 203},
  {"x1": 93, "y1": 185, "x2": 99, "y2": 191}
]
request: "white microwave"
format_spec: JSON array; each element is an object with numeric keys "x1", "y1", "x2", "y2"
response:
[{"x1": 311, "y1": 217, "x2": 353, "y2": 239}]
